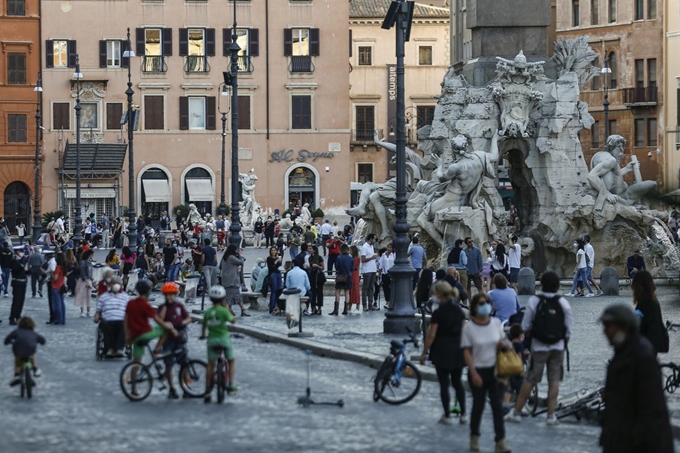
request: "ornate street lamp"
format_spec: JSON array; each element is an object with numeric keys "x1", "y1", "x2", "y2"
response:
[
  {"x1": 72, "y1": 56, "x2": 84, "y2": 242},
  {"x1": 601, "y1": 57, "x2": 611, "y2": 139},
  {"x1": 123, "y1": 28, "x2": 137, "y2": 248},
  {"x1": 32, "y1": 74, "x2": 43, "y2": 243},
  {"x1": 217, "y1": 84, "x2": 230, "y2": 217}
]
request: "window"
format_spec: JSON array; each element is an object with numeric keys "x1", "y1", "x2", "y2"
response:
[
  {"x1": 608, "y1": 0, "x2": 616, "y2": 22},
  {"x1": 7, "y1": 0, "x2": 25, "y2": 16},
  {"x1": 136, "y1": 28, "x2": 171, "y2": 73},
  {"x1": 608, "y1": 119, "x2": 617, "y2": 136},
  {"x1": 355, "y1": 106, "x2": 375, "y2": 140},
  {"x1": 223, "y1": 28, "x2": 259, "y2": 72},
  {"x1": 634, "y1": 118, "x2": 645, "y2": 147},
  {"x1": 418, "y1": 46, "x2": 433, "y2": 65},
  {"x1": 80, "y1": 103, "x2": 99, "y2": 129},
  {"x1": 591, "y1": 0, "x2": 599, "y2": 25},
  {"x1": 416, "y1": 106, "x2": 436, "y2": 128},
  {"x1": 284, "y1": 28, "x2": 319, "y2": 73},
  {"x1": 291, "y1": 95, "x2": 312, "y2": 129},
  {"x1": 8, "y1": 114, "x2": 27, "y2": 143},
  {"x1": 144, "y1": 96, "x2": 164, "y2": 130},
  {"x1": 635, "y1": 59, "x2": 644, "y2": 89},
  {"x1": 236, "y1": 95, "x2": 251, "y2": 130},
  {"x1": 608, "y1": 52, "x2": 617, "y2": 89},
  {"x1": 648, "y1": 0, "x2": 657, "y2": 19},
  {"x1": 572, "y1": 0, "x2": 580, "y2": 26},
  {"x1": 648, "y1": 59, "x2": 657, "y2": 89},
  {"x1": 188, "y1": 97, "x2": 205, "y2": 130},
  {"x1": 358, "y1": 46, "x2": 372, "y2": 66},
  {"x1": 291, "y1": 29, "x2": 309, "y2": 56},
  {"x1": 635, "y1": 0, "x2": 643, "y2": 20},
  {"x1": 7, "y1": 53, "x2": 26, "y2": 85},
  {"x1": 179, "y1": 96, "x2": 216, "y2": 131},
  {"x1": 106, "y1": 103, "x2": 123, "y2": 130},
  {"x1": 591, "y1": 121, "x2": 600, "y2": 148},
  {"x1": 52, "y1": 103, "x2": 70, "y2": 130},
  {"x1": 648, "y1": 118, "x2": 657, "y2": 147},
  {"x1": 106, "y1": 41, "x2": 121, "y2": 68},
  {"x1": 357, "y1": 163, "x2": 373, "y2": 184},
  {"x1": 46, "y1": 40, "x2": 76, "y2": 68},
  {"x1": 591, "y1": 56, "x2": 600, "y2": 90},
  {"x1": 180, "y1": 28, "x2": 215, "y2": 73}
]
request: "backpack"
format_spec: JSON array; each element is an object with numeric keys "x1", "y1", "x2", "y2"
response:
[{"x1": 531, "y1": 295, "x2": 567, "y2": 345}]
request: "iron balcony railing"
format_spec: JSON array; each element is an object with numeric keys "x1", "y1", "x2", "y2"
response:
[
  {"x1": 622, "y1": 86, "x2": 658, "y2": 105},
  {"x1": 350, "y1": 129, "x2": 383, "y2": 143},
  {"x1": 237, "y1": 55, "x2": 253, "y2": 73},
  {"x1": 289, "y1": 55, "x2": 314, "y2": 73},
  {"x1": 141, "y1": 56, "x2": 167, "y2": 73},
  {"x1": 184, "y1": 55, "x2": 211, "y2": 73}
]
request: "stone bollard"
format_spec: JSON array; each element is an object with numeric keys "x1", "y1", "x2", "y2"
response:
[
  {"x1": 517, "y1": 267, "x2": 536, "y2": 296},
  {"x1": 600, "y1": 267, "x2": 620, "y2": 296}
]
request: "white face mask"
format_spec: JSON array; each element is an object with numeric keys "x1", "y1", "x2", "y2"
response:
[
  {"x1": 610, "y1": 330, "x2": 627, "y2": 346},
  {"x1": 111, "y1": 283, "x2": 122, "y2": 293}
]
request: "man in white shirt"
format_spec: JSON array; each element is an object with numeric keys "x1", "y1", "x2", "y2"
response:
[
  {"x1": 44, "y1": 250, "x2": 57, "y2": 324},
  {"x1": 360, "y1": 234, "x2": 378, "y2": 311},
  {"x1": 583, "y1": 235, "x2": 603, "y2": 296},
  {"x1": 55, "y1": 215, "x2": 65, "y2": 234},
  {"x1": 319, "y1": 220, "x2": 333, "y2": 257},
  {"x1": 379, "y1": 243, "x2": 395, "y2": 309},
  {"x1": 507, "y1": 234, "x2": 522, "y2": 290}
]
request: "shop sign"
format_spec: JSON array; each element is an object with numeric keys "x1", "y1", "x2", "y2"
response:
[{"x1": 269, "y1": 149, "x2": 335, "y2": 163}]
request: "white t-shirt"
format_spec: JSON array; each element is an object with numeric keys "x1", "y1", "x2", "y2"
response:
[
  {"x1": 576, "y1": 249, "x2": 587, "y2": 269},
  {"x1": 320, "y1": 223, "x2": 332, "y2": 235},
  {"x1": 522, "y1": 292, "x2": 572, "y2": 352},
  {"x1": 461, "y1": 317, "x2": 505, "y2": 368},
  {"x1": 360, "y1": 242, "x2": 377, "y2": 274},
  {"x1": 508, "y1": 243, "x2": 521, "y2": 269},
  {"x1": 584, "y1": 243, "x2": 595, "y2": 268}
]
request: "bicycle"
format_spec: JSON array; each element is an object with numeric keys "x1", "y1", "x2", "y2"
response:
[
  {"x1": 119, "y1": 339, "x2": 208, "y2": 402},
  {"x1": 660, "y1": 362, "x2": 680, "y2": 393},
  {"x1": 373, "y1": 327, "x2": 422, "y2": 405},
  {"x1": 204, "y1": 343, "x2": 233, "y2": 404},
  {"x1": 551, "y1": 387, "x2": 605, "y2": 422},
  {"x1": 95, "y1": 322, "x2": 131, "y2": 361},
  {"x1": 15, "y1": 357, "x2": 35, "y2": 399}
]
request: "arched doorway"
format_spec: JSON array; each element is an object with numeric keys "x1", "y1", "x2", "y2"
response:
[
  {"x1": 183, "y1": 167, "x2": 214, "y2": 216},
  {"x1": 286, "y1": 166, "x2": 317, "y2": 211},
  {"x1": 4, "y1": 182, "x2": 31, "y2": 232},
  {"x1": 140, "y1": 167, "x2": 172, "y2": 225}
]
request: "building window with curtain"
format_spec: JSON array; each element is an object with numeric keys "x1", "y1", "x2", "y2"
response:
[
  {"x1": 357, "y1": 163, "x2": 373, "y2": 183},
  {"x1": 184, "y1": 167, "x2": 214, "y2": 215},
  {"x1": 141, "y1": 168, "x2": 172, "y2": 220}
]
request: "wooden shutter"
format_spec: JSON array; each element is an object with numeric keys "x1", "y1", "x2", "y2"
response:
[
  {"x1": 283, "y1": 29, "x2": 292, "y2": 57},
  {"x1": 238, "y1": 95, "x2": 250, "y2": 130},
  {"x1": 136, "y1": 28, "x2": 145, "y2": 56},
  {"x1": 53, "y1": 103, "x2": 70, "y2": 130},
  {"x1": 8, "y1": 115, "x2": 27, "y2": 142},
  {"x1": 179, "y1": 29, "x2": 188, "y2": 56},
  {"x1": 45, "y1": 40, "x2": 54, "y2": 68},
  {"x1": 106, "y1": 103, "x2": 123, "y2": 130},
  {"x1": 249, "y1": 29, "x2": 259, "y2": 57},
  {"x1": 162, "y1": 28, "x2": 172, "y2": 56},
  {"x1": 206, "y1": 96, "x2": 216, "y2": 130},
  {"x1": 99, "y1": 40, "x2": 107, "y2": 68},
  {"x1": 121, "y1": 40, "x2": 130, "y2": 68},
  {"x1": 179, "y1": 96, "x2": 189, "y2": 130},
  {"x1": 222, "y1": 29, "x2": 230, "y2": 56},
  {"x1": 205, "y1": 28, "x2": 216, "y2": 57},
  {"x1": 309, "y1": 28, "x2": 320, "y2": 56},
  {"x1": 67, "y1": 40, "x2": 77, "y2": 68},
  {"x1": 349, "y1": 29, "x2": 352, "y2": 57},
  {"x1": 144, "y1": 96, "x2": 164, "y2": 130}
]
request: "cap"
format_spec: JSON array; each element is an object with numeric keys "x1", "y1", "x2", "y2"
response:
[
  {"x1": 256, "y1": 258, "x2": 265, "y2": 264},
  {"x1": 599, "y1": 304, "x2": 639, "y2": 330},
  {"x1": 12, "y1": 245, "x2": 24, "y2": 250},
  {"x1": 42, "y1": 249, "x2": 55, "y2": 255},
  {"x1": 634, "y1": 248, "x2": 641, "y2": 252}
]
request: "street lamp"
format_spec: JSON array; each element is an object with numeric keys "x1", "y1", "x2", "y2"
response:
[
  {"x1": 381, "y1": 0, "x2": 420, "y2": 334},
  {"x1": 32, "y1": 74, "x2": 43, "y2": 244},
  {"x1": 72, "y1": 56, "x2": 84, "y2": 242},
  {"x1": 601, "y1": 57, "x2": 611, "y2": 139},
  {"x1": 217, "y1": 84, "x2": 230, "y2": 217},
  {"x1": 123, "y1": 28, "x2": 138, "y2": 248}
]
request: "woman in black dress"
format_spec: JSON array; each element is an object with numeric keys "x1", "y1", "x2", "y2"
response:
[{"x1": 632, "y1": 270, "x2": 668, "y2": 354}]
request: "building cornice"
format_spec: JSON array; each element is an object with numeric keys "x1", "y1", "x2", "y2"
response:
[{"x1": 350, "y1": 18, "x2": 449, "y2": 26}]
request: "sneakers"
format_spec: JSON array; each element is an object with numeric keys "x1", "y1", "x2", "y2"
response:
[
  {"x1": 585, "y1": 292, "x2": 596, "y2": 298},
  {"x1": 227, "y1": 384, "x2": 238, "y2": 395},
  {"x1": 38, "y1": 291, "x2": 43, "y2": 297},
  {"x1": 460, "y1": 414, "x2": 468, "y2": 424},
  {"x1": 504, "y1": 412, "x2": 522, "y2": 423},
  {"x1": 80, "y1": 313, "x2": 85, "y2": 318},
  {"x1": 33, "y1": 368, "x2": 41, "y2": 377},
  {"x1": 438, "y1": 416, "x2": 452, "y2": 425},
  {"x1": 470, "y1": 435, "x2": 480, "y2": 452},
  {"x1": 9, "y1": 375, "x2": 20, "y2": 386},
  {"x1": 168, "y1": 388, "x2": 179, "y2": 399},
  {"x1": 204, "y1": 395, "x2": 211, "y2": 404},
  {"x1": 450, "y1": 403, "x2": 461, "y2": 415},
  {"x1": 495, "y1": 439, "x2": 511, "y2": 453},
  {"x1": 596, "y1": 290, "x2": 603, "y2": 297},
  {"x1": 564, "y1": 292, "x2": 575, "y2": 297},
  {"x1": 546, "y1": 415, "x2": 560, "y2": 426}
]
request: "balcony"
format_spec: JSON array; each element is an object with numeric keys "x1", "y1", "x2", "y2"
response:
[
  {"x1": 141, "y1": 56, "x2": 167, "y2": 74},
  {"x1": 351, "y1": 129, "x2": 384, "y2": 146},
  {"x1": 622, "y1": 86, "x2": 658, "y2": 107},
  {"x1": 184, "y1": 56, "x2": 211, "y2": 73},
  {"x1": 289, "y1": 55, "x2": 314, "y2": 73},
  {"x1": 237, "y1": 55, "x2": 253, "y2": 73}
]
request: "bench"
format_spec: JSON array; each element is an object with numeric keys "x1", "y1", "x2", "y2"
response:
[{"x1": 241, "y1": 291, "x2": 265, "y2": 311}]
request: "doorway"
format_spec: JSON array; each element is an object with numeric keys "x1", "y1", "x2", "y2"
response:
[
  {"x1": 287, "y1": 166, "x2": 316, "y2": 211},
  {"x1": 4, "y1": 181, "x2": 31, "y2": 233}
]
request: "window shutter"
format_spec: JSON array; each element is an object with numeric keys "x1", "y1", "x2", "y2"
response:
[
  {"x1": 121, "y1": 40, "x2": 130, "y2": 68},
  {"x1": 145, "y1": 96, "x2": 164, "y2": 130},
  {"x1": 283, "y1": 29, "x2": 293, "y2": 57},
  {"x1": 67, "y1": 40, "x2": 77, "y2": 68},
  {"x1": 179, "y1": 28, "x2": 188, "y2": 56},
  {"x1": 309, "y1": 28, "x2": 320, "y2": 56},
  {"x1": 136, "y1": 28, "x2": 145, "y2": 56},
  {"x1": 349, "y1": 29, "x2": 352, "y2": 57},
  {"x1": 238, "y1": 96, "x2": 250, "y2": 130},
  {"x1": 162, "y1": 28, "x2": 172, "y2": 56},
  {"x1": 179, "y1": 97, "x2": 189, "y2": 130},
  {"x1": 106, "y1": 103, "x2": 123, "y2": 130},
  {"x1": 53, "y1": 103, "x2": 70, "y2": 130},
  {"x1": 222, "y1": 29, "x2": 230, "y2": 56},
  {"x1": 205, "y1": 28, "x2": 216, "y2": 57},
  {"x1": 206, "y1": 96, "x2": 216, "y2": 130},
  {"x1": 99, "y1": 40, "x2": 107, "y2": 68},
  {"x1": 45, "y1": 40, "x2": 54, "y2": 68},
  {"x1": 249, "y1": 29, "x2": 259, "y2": 57}
]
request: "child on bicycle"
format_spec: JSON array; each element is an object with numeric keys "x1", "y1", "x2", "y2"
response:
[
  {"x1": 201, "y1": 285, "x2": 236, "y2": 403},
  {"x1": 4, "y1": 317, "x2": 45, "y2": 385}
]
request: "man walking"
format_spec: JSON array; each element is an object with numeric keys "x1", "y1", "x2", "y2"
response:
[
  {"x1": 320, "y1": 220, "x2": 332, "y2": 256},
  {"x1": 463, "y1": 237, "x2": 483, "y2": 295},
  {"x1": 102, "y1": 213, "x2": 111, "y2": 249},
  {"x1": 201, "y1": 238, "x2": 218, "y2": 289},
  {"x1": 288, "y1": 230, "x2": 301, "y2": 261},
  {"x1": 507, "y1": 234, "x2": 521, "y2": 290},
  {"x1": 360, "y1": 234, "x2": 378, "y2": 311},
  {"x1": 506, "y1": 271, "x2": 572, "y2": 425},
  {"x1": 162, "y1": 239, "x2": 179, "y2": 283},
  {"x1": 408, "y1": 236, "x2": 426, "y2": 290},
  {"x1": 583, "y1": 235, "x2": 603, "y2": 296}
]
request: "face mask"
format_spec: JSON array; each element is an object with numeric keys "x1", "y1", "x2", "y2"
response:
[
  {"x1": 611, "y1": 330, "x2": 627, "y2": 346},
  {"x1": 111, "y1": 283, "x2": 121, "y2": 293},
  {"x1": 431, "y1": 295, "x2": 440, "y2": 304},
  {"x1": 259, "y1": 263, "x2": 266, "y2": 268},
  {"x1": 16, "y1": 253, "x2": 23, "y2": 258},
  {"x1": 477, "y1": 303, "x2": 492, "y2": 317}
]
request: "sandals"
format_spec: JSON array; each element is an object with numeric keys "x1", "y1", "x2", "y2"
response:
[{"x1": 241, "y1": 311, "x2": 251, "y2": 317}]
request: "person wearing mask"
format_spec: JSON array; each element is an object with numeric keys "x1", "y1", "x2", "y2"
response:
[
  {"x1": 631, "y1": 270, "x2": 668, "y2": 355},
  {"x1": 75, "y1": 249, "x2": 94, "y2": 317},
  {"x1": 360, "y1": 234, "x2": 378, "y2": 311},
  {"x1": 462, "y1": 293, "x2": 510, "y2": 453},
  {"x1": 94, "y1": 276, "x2": 129, "y2": 357},
  {"x1": 135, "y1": 248, "x2": 151, "y2": 281},
  {"x1": 264, "y1": 216, "x2": 275, "y2": 248},
  {"x1": 253, "y1": 217, "x2": 264, "y2": 249},
  {"x1": 464, "y1": 237, "x2": 484, "y2": 295},
  {"x1": 565, "y1": 239, "x2": 595, "y2": 297},
  {"x1": 250, "y1": 258, "x2": 265, "y2": 292},
  {"x1": 626, "y1": 248, "x2": 646, "y2": 278},
  {"x1": 8, "y1": 246, "x2": 28, "y2": 325},
  {"x1": 0, "y1": 242, "x2": 13, "y2": 297},
  {"x1": 334, "y1": 243, "x2": 354, "y2": 316},
  {"x1": 326, "y1": 234, "x2": 342, "y2": 276},
  {"x1": 379, "y1": 243, "x2": 395, "y2": 310},
  {"x1": 447, "y1": 239, "x2": 468, "y2": 291},
  {"x1": 420, "y1": 281, "x2": 467, "y2": 426},
  {"x1": 219, "y1": 244, "x2": 250, "y2": 317},
  {"x1": 408, "y1": 236, "x2": 426, "y2": 290},
  {"x1": 27, "y1": 246, "x2": 45, "y2": 298},
  {"x1": 201, "y1": 238, "x2": 218, "y2": 289},
  {"x1": 599, "y1": 304, "x2": 673, "y2": 453},
  {"x1": 488, "y1": 274, "x2": 520, "y2": 323}
]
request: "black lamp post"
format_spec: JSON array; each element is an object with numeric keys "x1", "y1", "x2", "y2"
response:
[
  {"x1": 32, "y1": 74, "x2": 42, "y2": 244},
  {"x1": 224, "y1": 0, "x2": 242, "y2": 248},
  {"x1": 72, "y1": 56, "x2": 84, "y2": 242},
  {"x1": 381, "y1": 0, "x2": 420, "y2": 334},
  {"x1": 123, "y1": 28, "x2": 138, "y2": 248},
  {"x1": 602, "y1": 56, "x2": 611, "y2": 139},
  {"x1": 217, "y1": 84, "x2": 230, "y2": 217}
]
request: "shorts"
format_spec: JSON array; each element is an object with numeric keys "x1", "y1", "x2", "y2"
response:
[
  {"x1": 509, "y1": 267, "x2": 520, "y2": 284},
  {"x1": 15, "y1": 356, "x2": 31, "y2": 367},
  {"x1": 525, "y1": 349, "x2": 564, "y2": 385},
  {"x1": 207, "y1": 337, "x2": 234, "y2": 361},
  {"x1": 131, "y1": 326, "x2": 166, "y2": 359},
  {"x1": 122, "y1": 262, "x2": 133, "y2": 275}
]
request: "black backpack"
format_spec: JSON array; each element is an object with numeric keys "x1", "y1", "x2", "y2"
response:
[{"x1": 531, "y1": 295, "x2": 567, "y2": 345}]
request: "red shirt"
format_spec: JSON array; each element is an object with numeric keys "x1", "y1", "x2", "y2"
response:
[
  {"x1": 97, "y1": 281, "x2": 108, "y2": 296},
  {"x1": 327, "y1": 240, "x2": 341, "y2": 255},
  {"x1": 125, "y1": 297, "x2": 156, "y2": 340},
  {"x1": 51, "y1": 266, "x2": 65, "y2": 290},
  {"x1": 157, "y1": 302, "x2": 189, "y2": 329},
  {"x1": 82, "y1": 245, "x2": 91, "y2": 253}
]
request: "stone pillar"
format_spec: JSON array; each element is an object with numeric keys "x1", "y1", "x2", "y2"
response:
[
  {"x1": 517, "y1": 267, "x2": 536, "y2": 296},
  {"x1": 600, "y1": 267, "x2": 620, "y2": 296}
]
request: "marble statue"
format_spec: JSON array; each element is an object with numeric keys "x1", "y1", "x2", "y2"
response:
[
  {"x1": 187, "y1": 203, "x2": 204, "y2": 227},
  {"x1": 238, "y1": 173, "x2": 261, "y2": 227},
  {"x1": 300, "y1": 203, "x2": 313, "y2": 225},
  {"x1": 279, "y1": 213, "x2": 294, "y2": 230},
  {"x1": 587, "y1": 134, "x2": 658, "y2": 210}
]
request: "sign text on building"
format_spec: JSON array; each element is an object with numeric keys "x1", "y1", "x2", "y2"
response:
[{"x1": 269, "y1": 149, "x2": 335, "y2": 163}]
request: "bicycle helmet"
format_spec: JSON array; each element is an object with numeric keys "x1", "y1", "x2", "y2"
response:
[
  {"x1": 208, "y1": 285, "x2": 227, "y2": 301},
  {"x1": 161, "y1": 282, "x2": 180, "y2": 294},
  {"x1": 599, "y1": 303, "x2": 639, "y2": 332},
  {"x1": 135, "y1": 279, "x2": 152, "y2": 295}
]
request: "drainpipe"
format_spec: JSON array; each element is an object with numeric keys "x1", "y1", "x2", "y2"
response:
[{"x1": 265, "y1": 0, "x2": 270, "y2": 140}]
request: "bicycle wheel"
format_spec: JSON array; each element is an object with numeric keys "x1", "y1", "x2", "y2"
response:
[
  {"x1": 375, "y1": 360, "x2": 421, "y2": 405},
  {"x1": 96, "y1": 326, "x2": 105, "y2": 361},
  {"x1": 216, "y1": 360, "x2": 225, "y2": 404},
  {"x1": 25, "y1": 367, "x2": 32, "y2": 399},
  {"x1": 179, "y1": 360, "x2": 208, "y2": 398},
  {"x1": 120, "y1": 362, "x2": 153, "y2": 402},
  {"x1": 660, "y1": 364, "x2": 679, "y2": 394}
]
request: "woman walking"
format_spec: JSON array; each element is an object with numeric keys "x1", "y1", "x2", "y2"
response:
[
  {"x1": 420, "y1": 281, "x2": 467, "y2": 425},
  {"x1": 219, "y1": 244, "x2": 250, "y2": 317},
  {"x1": 462, "y1": 293, "x2": 510, "y2": 453},
  {"x1": 120, "y1": 246, "x2": 136, "y2": 288},
  {"x1": 632, "y1": 270, "x2": 668, "y2": 354},
  {"x1": 309, "y1": 245, "x2": 325, "y2": 315},
  {"x1": 349, "y1": 245, "x2": 361, "y2": 314},
  {"x1": 75, "y1": 249, "x2": 94, "y2": 317},
  {"x1": 333, "y1": 243, "x2": 354, "y2": 315},
  {"x1": 51, "y1": 253, "x2": 67, "y2": 325},
  {"x1": 267, "y1": 246, "x2": 283, "y2": 314},
  {"x1": 415, "y1": 268, "x2": 434, "y2": 310},
  {"x1": 566, "y1": 239, "x2": 594, "y2": 297}
]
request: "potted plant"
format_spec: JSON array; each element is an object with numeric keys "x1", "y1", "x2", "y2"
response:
[{"x1": 312, "y1": 208, "x2": 325, "y2": 224}]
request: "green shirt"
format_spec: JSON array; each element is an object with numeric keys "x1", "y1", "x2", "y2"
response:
[
  {"x1": 303, "y1": 231, "x2": 315, "y2": 244},
  {"x1": 203, "y1": 305, "x2": 234, "y2": 339}
]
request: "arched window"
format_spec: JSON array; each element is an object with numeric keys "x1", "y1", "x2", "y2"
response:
[
  {"x1": 184, "y1": 167, "x2": 214, "y2": 216},
  {"x1": 287, "y1": 166, "x2": 316, "y2": 211},
  {"x1": 608, "y1": 52, "x2": 617, "y2": 89},
  {"x1": 4, "y1": 181, "x2": 30, "y2": 232},
  {"x1": 141, "y1": 167, "x2": 171, "y2": 222}
]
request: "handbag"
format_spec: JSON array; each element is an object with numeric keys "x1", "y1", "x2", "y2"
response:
[
  {"x1": 496, "y1": 349, "x2": 523, "y2": 377},
  {"x1": 336, "y1": 273, "x2": 348, "y2": 284}
]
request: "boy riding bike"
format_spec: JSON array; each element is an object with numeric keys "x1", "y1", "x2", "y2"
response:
[
  {"x1": 4, "y1": 317, "x2": 45, "y2": 385},
  {"x1": 201, "y1": 285, "x2": 237, "y2": 403}
]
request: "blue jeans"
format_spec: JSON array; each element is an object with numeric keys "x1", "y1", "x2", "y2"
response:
[
  {"x1": 166, "y1": 264, "x2": 179, "y2": 282},
  {"x1": 51, "y1": 288, "x2": 66, "y2": 324},
  {"x1": 290, "y1": 249, "x2": 299, "y2": 261},
  {"x1": 1, "y1": 267, "x2": 10, "y2": 294},
  {"x1": 269, "y1": 272, "x2": 282, "y2": 313},
  {"x1": 570, "y1": 267, "x2": 593, "y2": 294}
]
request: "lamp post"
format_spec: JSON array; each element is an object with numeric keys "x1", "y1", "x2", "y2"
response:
[
  {"x1": 72, "y1": 56, "x2": 84, "y2": 242},
  {"x1": 381, "y1": 0, "x2": 420, "y2": 334},
  {"x1": 217, "y1": 84, "x2": 230, "y2": 217},
  {"x1": 32, "y1": 74, "x2": 43, "y2": 244},
  {"x1": 123, "y1": 28, "x2": 137, "y2": 248},
  {"x1": 601, "y1": 56, "x2": 611, "y2": 139}
]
